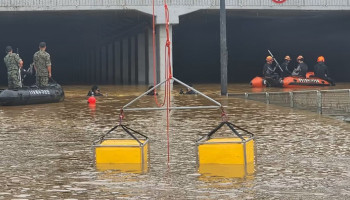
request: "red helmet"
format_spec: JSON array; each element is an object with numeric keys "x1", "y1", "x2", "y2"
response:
[{"x1": 317, "y1": 56, "x2": 325, "y2": 62}]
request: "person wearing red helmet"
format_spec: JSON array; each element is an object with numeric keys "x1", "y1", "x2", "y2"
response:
[
  {"x1": 292, "y1": 55, "x2": 308, "y2": 77},
  {"x1": 314, "y1": 56, "x2": 335, "y2": 86}
]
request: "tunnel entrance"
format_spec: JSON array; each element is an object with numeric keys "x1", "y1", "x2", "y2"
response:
[
  {"x1": 1, "y1": 9, "x2": 350, "y2": 86},
  {"x1": 173, "y1": 10, "x2": 350, "y2": 83},
  {"x1": 0, "y1": 11, "x2": 152, "y2": 85}
]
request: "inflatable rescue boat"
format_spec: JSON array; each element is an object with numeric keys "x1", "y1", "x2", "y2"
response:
[
  {"x1": 250, "y1": 72, "x2": 332, "y2": 88},
  {"x1": 0, "y1": 83, "x2": 64, "y2": 106}
]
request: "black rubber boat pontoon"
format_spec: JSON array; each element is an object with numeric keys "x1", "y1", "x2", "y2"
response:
[{"x1": 0, "y1": 83, "x2": 64, "y2": 106}]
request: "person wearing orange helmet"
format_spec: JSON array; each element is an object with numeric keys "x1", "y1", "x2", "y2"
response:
[
  {"x1": 280, "y1": 55, "x2": 292, "y2": 77},
  {"x1": 263, "y1": 56, "x2": 280, "y2": 86},
  {"x1": 263, "y1": 56, "x2": 276, "y2": 77},
  {"x1": 292, "y1": 55, "x2": 308, "y2": 77},
  {"x1": 314, "y1": 56, "x2": 335, "y2": 86}
]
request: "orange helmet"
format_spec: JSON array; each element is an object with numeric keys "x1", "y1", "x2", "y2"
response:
[
  {"x1": 317, "y1": 56, "x2": 325, "y2": 62},
  {"x1": 297, "y1": 55, "x2": 304, "y2": 61},
  {"x1": 284, "y1": 55, "x2": 291, "y2": 61},
  {"x1": 266, "y1": 56, "x2": 273, "y2": 62}
]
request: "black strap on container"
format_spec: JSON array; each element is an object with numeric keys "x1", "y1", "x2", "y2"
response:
[
  {"x1": 94, "y1": 124, "x2": 148, "y2": 145},
  {"x1": 196, "y1": 121, "x2": 254, "y2": 143}
]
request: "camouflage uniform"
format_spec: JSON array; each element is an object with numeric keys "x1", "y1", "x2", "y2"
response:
[
  {"x1": 4, "y1": 53, "x2": 22, "y2": 89},
  {"x1": 33, "y1": 50, "x2": 51, "y2": 87}
]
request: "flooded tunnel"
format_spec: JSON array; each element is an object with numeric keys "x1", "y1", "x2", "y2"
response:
[
  {"x1": 174, "y1": 10, "x2": 350, "y2": 83},
  {"x1": 1, "y1": 10, "x2": 350, "y2": 85},
  {"x1": 0, "y1": 10, "x2": 152, "y2": 85}
]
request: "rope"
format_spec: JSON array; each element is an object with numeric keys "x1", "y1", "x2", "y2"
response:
[
  {"x1": 152, "y1": 0, "x2": 172, "y2": 163},
  {"x1": 152, "y1": 0, "x2": 168, "y2": 108},
  {"x1": 119, "y1": 108, "x2": 125, "y2": 125},
  {"x1": 221, "y1": 106, "x2": 228, "y2": 122}
]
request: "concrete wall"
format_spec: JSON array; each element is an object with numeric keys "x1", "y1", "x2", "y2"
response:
[
  {"x1": 79, "y1": 27, "x2": 158, "y2": 85},
  {"x1": 2, "y1": 0, "x2": 350, "y2": 24}
]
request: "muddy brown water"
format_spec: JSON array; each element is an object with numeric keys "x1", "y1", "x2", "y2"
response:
[{"x1": 0, "y1": 84, "x2": 349, "y2": 199}]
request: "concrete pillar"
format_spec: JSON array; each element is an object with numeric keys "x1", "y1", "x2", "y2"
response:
[
  {"x1": 107, "y1": 43, "x2": 113, "y2": 84},
  {"x1": 114, "y1": 41, "x2": 122, "y2": 84},
  {"x1": 147, "y1": 28, "x2": 154, "y2": 85},
  {"x1": 122, "y1": 38, "x2": 129, "y2": 84},
  {"x1": 137, "y1": 32, "x2": 146, "y2": 84},
  {"x1": 96, "y1": 47, "x2": 101, "y2": 84},
  {"x1": 86, "y1": 52, "x2": 90, "y2": 83},
  {"x1": 130, "y1": 36, "x2": 136, "y2": 84},
  {"x1": 101, "y1": 46, "x2": 107, "y2": 84},
  {"x1": 156, "y1": 24, "x2": 173, "y2": 83},
  {"x1": 91, "y1": 50, "x2": 96, "y2": 83}
]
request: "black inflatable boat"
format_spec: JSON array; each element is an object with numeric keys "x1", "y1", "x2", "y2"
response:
[{"x1": 0, "y1": 83, "x2": 64, "y2": 106}]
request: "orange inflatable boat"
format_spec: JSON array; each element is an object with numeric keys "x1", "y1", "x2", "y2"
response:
[{"x1": 250, "y1": 72, "x2": 332, "y2": 88}]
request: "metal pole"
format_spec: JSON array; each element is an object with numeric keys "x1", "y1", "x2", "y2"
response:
[
  {"x1": 317, "y1": 90, "x2": 322, "y2": 114},
  {"x1": 123, "y1": 78, "x2": 168, "y2": 109},
  {"x1": 123, "y1": 105, "x2": 222, "y2": 112},
  {"x1": 173, "y1": 77, "x2": 222, "y2": 106},
  {"x1": 220, "y1": 0, "x2": 228, "y2": 96},
  {"x1": 289, "y1": 91, "x2": 294, "y2": 108},
  {"x1": 266, "y1": 92, "x2": 270, "y2": 104}
]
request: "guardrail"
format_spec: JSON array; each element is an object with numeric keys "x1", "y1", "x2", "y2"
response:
[
  {"x1": 229, "y1": 89, "x2": 350, "y2": 117},
  {"x1": 1, "y1": 0, "x2": 350, "y2": 9}
]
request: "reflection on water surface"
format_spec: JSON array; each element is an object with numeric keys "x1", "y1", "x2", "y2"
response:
[{"x1": 0, "y1": 84, "x2": 349, "y2": 199}]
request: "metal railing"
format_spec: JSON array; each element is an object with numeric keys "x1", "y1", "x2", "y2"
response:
[
  {"x1": 229, "y1": 89, "x2": 350, "y2": 117},
  {"x1": 1, "y1": 0, "x2": 350, "y2": 9}
]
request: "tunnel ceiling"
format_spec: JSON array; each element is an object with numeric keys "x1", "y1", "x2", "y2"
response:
[{"x1": 0, "y1": 10, "x2": 152, "y2": 84}]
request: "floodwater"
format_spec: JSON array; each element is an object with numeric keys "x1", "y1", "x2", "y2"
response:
[{"x1": 0, "y1": 83, "x2": 349, "y2": 199}]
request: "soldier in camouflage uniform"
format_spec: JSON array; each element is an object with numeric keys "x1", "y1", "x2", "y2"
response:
[
  {"x1": 33, "y1": 42, "x2": 52, "y2": 87},
  {"x1": 3, "y1": 46, "x2": 23, "y2": 89}
]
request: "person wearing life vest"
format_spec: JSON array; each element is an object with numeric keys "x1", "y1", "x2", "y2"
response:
[
  {"x1": 292, "y1": 55, "x2": 308, "y2": 78},
  {"x1": 263, "y1": 56, "x2": 280, "y2": 78},
  {"x1": 146, "y1": 85, "x2": 158, "y2": 96},
  {"x1": 262, "y1": 56, "x2": 281, "y2": 87},
  {"x1": 280, "y1": 55, "x2": 292, "y2": 77},
  {"x1": 179, "y1": 84, "x2": 196, "y2": 95},
  {"x1": 87, "y1": 85, "x2": 103, "y2": 96},
  {"x1": 314, "y1": 56, "x2": 335, "y2": 86}
]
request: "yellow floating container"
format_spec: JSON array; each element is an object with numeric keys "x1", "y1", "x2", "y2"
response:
[
  {"x1": 197, "y1": 137, "x2": 254, "y2": 165},
  {"x1": 96, "y1": 163, "x2": 148, "y2": 174},
  {"x1": 94, "y1": 139, "x2": 148, "y2": 165},
  {"x1": 199, "y1": 163, "x2": 255, "y2": 178}
]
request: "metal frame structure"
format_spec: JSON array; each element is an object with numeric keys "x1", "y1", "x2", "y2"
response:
[
  {"x1": 229, "y1": 89, "x2": 350, "y2": 117},
  {"x1": 93, "y1": 124, "x2": 150, "y2": 173},
  {"x1": 195, "y1": 121, "x2": 256, "y2": 177},
  {"x1": 122, "y1": 76, "x2": 222, "y2": 111},
  {"x1": 93, "y1": 138, "x2": 149, "y2": 172}
]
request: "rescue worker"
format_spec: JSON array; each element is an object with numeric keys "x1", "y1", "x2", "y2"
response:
[
  {"x1": 146, "y1": 86, "x2": 157, "y2": 96},
  {"x1": 292, "y1": 55, "x2": 308, "y2": 78},
  {"x1": 87, "y1": 85, "x2": 103, "y2": 96},
  {"x1": 33, "y1": 42, "x2": 52, "y2": 87},
  {"x1": 3, "y1": 46, "x2": 23, "y2": 89},
  {"x1": 179, "y1": 84, "x2": 196, "y2": 95},
  {"x1": 280, "y1": 55, "x2": 292, "y2": 77},
  {"x1": 314, "y1": 56, "x2": 335, "y2": 86},
  {"x1": 263, "y1": 56, "x2": 279, "y2": 79}
]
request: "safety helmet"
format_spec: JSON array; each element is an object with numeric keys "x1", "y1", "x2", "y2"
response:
[
  {"x1": 317, "y1": 56, "x2": 325, "y2": 62},
  {"x1": 297, "y1": 55, "x2": 304, "y2": 61},
  {"x1": 284, "y1": 55, "x2": 291, "y2": 61},
  {"x1": 266, "y1": 56, "x2": 273, "y2": 62}
]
